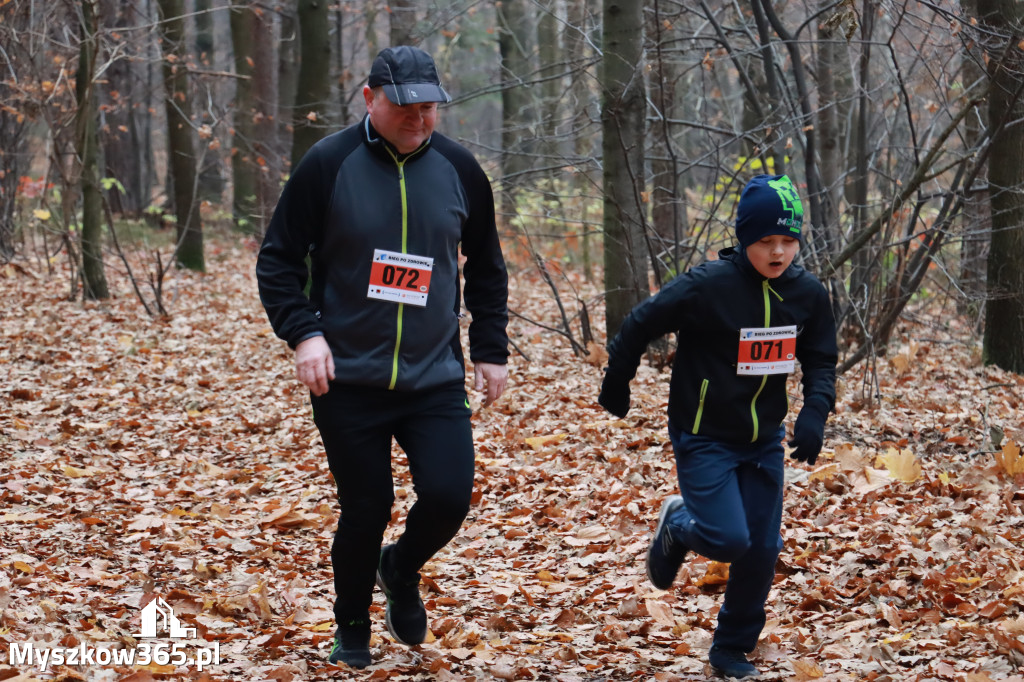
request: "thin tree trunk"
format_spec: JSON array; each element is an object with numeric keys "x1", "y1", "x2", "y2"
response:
[
  {"x1": 194, "y1": 0, "x2": 224, "y2": 203},
  {"x1": 848, "y1": 0, "x2": 874, "y2": 303},
  {"x1": 292, "y1": 0, "x2": 331, "y2": 168},
  {"x1": 365, "y1": 1, "x2": 379, "y2": 62},
  {"x1": 537, "y1": 0, "x2": 561, "y2": 141},
  {"x1": 498, "y1": 0, "x2": 536, "y2": 218},
  {"x1": 99, "y1": 0, "x2": 146, "y2": 216},
  {"x1": 278, "y1": 5, "x2": 297, "y2": 171},
  {"x1": 334, "y1": 5, "x2": 351, "y2": 124},
  {"x1": 960, "y1": 0, "x2": 990, "y2": 320},
  {"x1": 157, "y1": 0, "x2": 204, "y2": 270},
  {"x1": 815, "y1": 5, "x2": 845, "y2": 251},
  {"x1": 648, "y1": 0, "x2": 688, "y2": 281},
  {"x1": 566, "y1": 0, "x2": 595, "y2": 280},
  {"x1": 389, "y1": 0, "x2": 416, "y2": 46},
  {"x1": 77, "y1": 0, "x2": 110, "y2": 299},
  {"x1": 230, "y1": 1, "x2": 259, "y2": 234},
  {"x1": 602, "y1": 0, "x2": 648, "y2": 339}
]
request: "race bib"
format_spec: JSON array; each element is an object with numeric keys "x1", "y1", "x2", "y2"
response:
[
  {"x1": 367, "y1": 249, "x2": 433, "y2": 307},
  {"x1": 737, "y1": 325, "x2": 796, "y2": 375}
]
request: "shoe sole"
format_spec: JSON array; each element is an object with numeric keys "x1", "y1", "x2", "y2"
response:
[
  {"x1": 710, "y1": 665, "x2": 759, "y2": 679},
  {"x1": 646, "y1": 494, "x2": 684, "y2": 589}
]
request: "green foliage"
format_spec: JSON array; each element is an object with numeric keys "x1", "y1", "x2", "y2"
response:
[{"x1": 100, "y1": 177, "x2": 126, "y2": 195}]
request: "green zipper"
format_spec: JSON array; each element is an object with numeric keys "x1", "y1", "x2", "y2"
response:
[
  {"x1": 692, "y1": 378, "x2": 709, "y2": 434},
  {"x1": 748, "y1": 280, "x2": 784, "y2": 442},
  {"x1": 386, "y1": 151, "x2": 409, "y2": 390}
]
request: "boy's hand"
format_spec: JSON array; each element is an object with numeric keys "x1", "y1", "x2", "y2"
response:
[
  {"x1": 598, "y1": 369, "x2": 631, "y2": 418},
  {"x1": 788, "y1": 400, "x2": 830, "y2": 465}
]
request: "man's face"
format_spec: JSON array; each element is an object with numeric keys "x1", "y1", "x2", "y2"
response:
[
  {"x1": 745, "y1": 235, "x2": 800, "y2": 279},
  {"x1": 364, "y1": 86, "x2": 438, "y2": 155}
]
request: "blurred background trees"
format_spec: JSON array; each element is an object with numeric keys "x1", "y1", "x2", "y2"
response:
[{"x1": 1, "y1": 0, "x2": 1023, "y2": 374}]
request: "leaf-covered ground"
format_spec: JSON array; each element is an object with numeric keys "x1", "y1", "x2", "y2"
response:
[{"x1": 1, "y1": 242, "x2": 1023, "y2": 682}]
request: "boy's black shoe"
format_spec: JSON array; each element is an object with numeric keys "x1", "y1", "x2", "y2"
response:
[
  {"x1": 646, "y1": 495, "x2": 688, "y2": 590},
  {"x1": 709, "y1": 644, "x2": 758, "y2": 678},
  {"x1": 376, "y1": 544, "x2": 427, "y2": 645},
  {"x1": 328, "y1": 619, "x2": 371, "y2": 669}
]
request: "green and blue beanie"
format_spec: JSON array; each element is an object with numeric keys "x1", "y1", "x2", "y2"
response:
[{"x1": 735, "y1": 174, "x2": 804, "y2": 247}]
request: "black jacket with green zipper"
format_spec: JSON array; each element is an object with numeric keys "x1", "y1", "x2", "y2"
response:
[
  {"x1": 256, "y1": 116, "x2": 509, "y2": 391},
  {"x1": 606, "y1": 247, "x2": 837, "y2": 444}
]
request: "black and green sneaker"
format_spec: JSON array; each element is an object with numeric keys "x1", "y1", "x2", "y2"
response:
[
  {"x1": 328, "y1": 618, "x2": 371, "y2": 669},
  {"x1": 376, "y1": 544, "x2": 427, "y2": 645}
]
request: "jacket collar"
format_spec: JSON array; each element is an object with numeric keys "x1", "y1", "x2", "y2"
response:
[{"x1": 362, "y1": 115, "x2": 432, "y2": 162}]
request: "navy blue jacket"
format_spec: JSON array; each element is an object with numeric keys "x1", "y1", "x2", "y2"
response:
[
  {"x1": 607, "y1": 247, "x2": 837, "y2": 444},
  {"x1": 256, "y1": 117, "x2": 509, "y2": 391}
]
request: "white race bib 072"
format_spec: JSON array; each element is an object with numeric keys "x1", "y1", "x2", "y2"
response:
[{"x1": 366, "y1": 249, "x2": 433, "y2": 307}]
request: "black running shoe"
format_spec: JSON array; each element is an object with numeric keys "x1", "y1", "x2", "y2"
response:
[
  {"x1": 328, "y1": 618, "x2": 371, "y2": 669},
  {"x1": 646, "y1": 495, "x2": 688, "y2": 590},
  {"x1": 376, "y1": 544, "x2": 427, "y2": 645},
  {"x1": 709, "y1": 644, "x2": 759, "y2": 678}
]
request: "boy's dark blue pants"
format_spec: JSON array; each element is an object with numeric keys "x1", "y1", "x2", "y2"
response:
[
  {"x1": 667, "y1": 422, "x2": 785, "y2": 653},
  {"x1": 311, "y1": 381, "x2": 474, "y2": 624}
]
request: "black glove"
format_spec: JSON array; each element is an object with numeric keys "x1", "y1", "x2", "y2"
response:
[
  {"x1": 789, "y1": 399, "x2": 830, "y2": 465},
  {"x1": 598, "y1": 368, "x2": 631, "y2": 418}
]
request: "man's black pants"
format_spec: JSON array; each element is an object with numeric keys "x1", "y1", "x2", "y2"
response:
[{"x1": 311, "y1": 381, "x2": 474, "y2": 624}]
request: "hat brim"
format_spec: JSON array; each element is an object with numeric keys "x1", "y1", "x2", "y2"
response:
[{"x1": 382, "y1": 83, "x2": 451, "y2": 106}]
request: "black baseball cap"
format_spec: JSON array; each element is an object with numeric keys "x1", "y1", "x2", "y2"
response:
[{"x1": 368, "y1": 46, "x2": 452, "y2": 106}]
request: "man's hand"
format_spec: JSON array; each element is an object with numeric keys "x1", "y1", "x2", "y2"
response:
[
  {"x1": 295, "y1": 336, "x2": 335, "y2": 396},
  {"x1": 473, "y1": 362, "x2": 508, "y2": 408}
]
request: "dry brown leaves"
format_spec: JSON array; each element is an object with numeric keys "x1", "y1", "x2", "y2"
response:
[{"x1": 1, "y1": 242, "x2": 1022, "y2": 681}]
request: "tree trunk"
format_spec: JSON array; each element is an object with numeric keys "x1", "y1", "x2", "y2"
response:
[
  {"x1": 979, "y1": 0, "x2": 1024, "y2": 372},
  {"x1": 98, "y1": 0, "x2": 146, "y2": 216},
  {"x1": 365, "y1": 1, "x2": 379, "y2": 63},
  {"x1": 194, "y1": 0, "x2": 225, "y2": 204},
  {"x1": 229, "y1": 1, "x2": 260, "y2": 235},
  {"x1": 277, "y1": 5, "x2": 297, "y2": 172},
  {"x1": 254, "y1": 7, "x2": 279, "y2": 233},
  {"x1": 566, "y1": 0, "x2": 595, "y2": 279},
  {"x1": 334, "y1": 5, "x2": 351, "y2": 125},
  {"x1": 602, "y1": 0, "x2": 648, "y2": 339},
  {"x1": 388, "y1": 0, "x2": 416, "y2": 46},
  {"x1": 960, "y1": 0, "x2": 990, "y2": 321},
  {"x1": 292, "y1": 0, "x2": 331, "y2": 169},
  {"x1": 0, "y1": 3, "x2": 30, "y2": 259},
  {"x1": 536, "y1": 0, "x2": 561, "y2": 141},
  {"x1": 157, "y1": 0, "x2": 204, "y2": 270},
  {"x1": 77, "y1": 0, "x2": 110, "y2": 299},
  {"x1": 815, "y1": 5, "x2": 847, "y2": 254},
  {"x1": 847, "y1": 0, "x2": 874, "y2": 307},
  {"x1": 498, "y1": 0, "x2": 536, "y2": 218},
  {"x1": 647, "y1": 2, "x2": 688, "y2": 281}
]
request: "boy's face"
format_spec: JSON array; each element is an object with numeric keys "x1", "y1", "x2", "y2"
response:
[{"x1": 745, "y1": 235, "x2": 800, "y2": 279}]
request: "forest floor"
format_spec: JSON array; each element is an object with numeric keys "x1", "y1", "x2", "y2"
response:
[{"x1": 1, "y1": 238, "x2": 1023, "y2": 682}]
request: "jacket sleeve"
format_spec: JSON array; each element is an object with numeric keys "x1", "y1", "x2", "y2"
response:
[
  {"x1": 606, "y1": 271, "x2": 699, "y2": 379},
  {"x1": 796, "y1": 280, "x2": 838, "y2": 413},
  {"x1": 457, "y1": 156, "x2": 510, "y2": 365},
  {"x1": 255, "y1": 143, "x2": 331, "y2": 349}
]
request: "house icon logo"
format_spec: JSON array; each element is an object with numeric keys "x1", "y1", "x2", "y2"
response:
[{"x1": 137, "y1": 597, "x2": 196, "y2": 639}]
